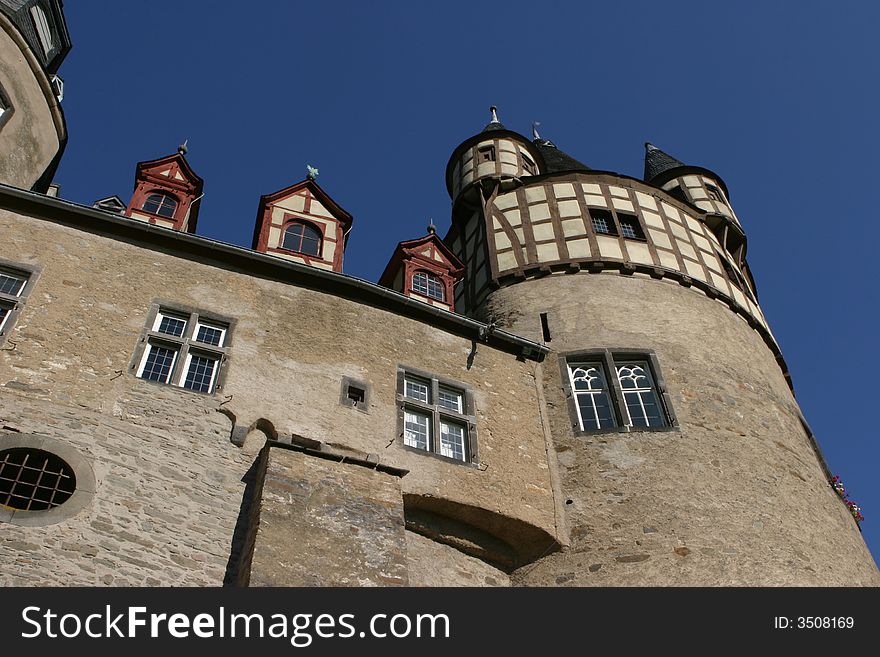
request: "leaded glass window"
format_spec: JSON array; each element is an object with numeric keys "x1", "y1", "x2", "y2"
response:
[
  {"x1": 590, "y1": 209, "x2": 617, "y2": 236},
  {"x1": 0, "y1": 272, "x2": 26, "y2": 296},
  {"x1": 140, "y1": 344, "x2": 177, "y2": 383},
  {"x1": 0, "y1": 264, "x2": 33, "y2": 344},
  {"x1": 142, "y1": 193, "x2": 178, "y2": 218},
  {"x1": 618, "y1": 214, "x2": 645, "y2": 240},
  {"x1": 136, "y1": 306, "x2": 230, "y2": 395},
  {"x1": 412, "y1": 271, "x2": 445, "y2": 301},
  {"x1": 282, "y1": 221, "x2": 322, "y2": 256},
  {"x1": 565, "y1": 352, "x2": 672, "y2": 433},
  {"x1": 616, "y1": 361, "x2": 665, "y2": 428},
  {"x1": 404, "y1": 410, "x2": 430, "y2": 450},
  {"x1": 398, "y1": 369, "x2": 476, "y2": 464},
  {"x1": 183, "y1": 353, "x2": 218, "y2": 393},
  {"x1": 568, "y1": 363, "x2": 617, "y2": 431}
]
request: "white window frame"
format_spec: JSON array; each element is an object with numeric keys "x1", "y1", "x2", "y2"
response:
[
  {"x1": 397, "y1": 368, "x2": 477, "y2": 464},
  {"x1": 180, "y1": 350, "x2": 221, "y2": 393},
  {"x1": 134, "y1": 305, "x2": 231, "y2": 395},
  {"x1": 194, "y1": 320, "x2": 227, "y2": 347},
  {"x1": 563, "y1": 350, "x2": 675, "y2": 435},
  {"x1": 136, "y1": 342, "x2": 179, "y2": 384},
  {"x1": 152, "y1": 310, "x2": 188, "y2": 337},
  {"x1": 0, "y1": 265, "x2": 34, "y2": 343},
  {"x1": 411, "y1": 271, "x2": 445, "y2": 302}
]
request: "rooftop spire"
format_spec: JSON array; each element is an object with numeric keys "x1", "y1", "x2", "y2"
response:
[
  {"x1": 177, "y1": 139, "x2": 188, "y2": 156},
  {"x1": 532, "y1": 121, "x2": 541, "y2": 140},
  {"x1": 643, "y1": 142, "x2": 686, "y2": 183},
  {"x1": 482, "y1": 105, "x2": 507, "y2": 133}
]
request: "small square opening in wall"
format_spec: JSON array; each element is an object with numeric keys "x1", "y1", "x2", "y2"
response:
[
  {"x1": 347, "y1": 386, "x2": 365, "y2": 405},
  {"x1": 340, "y1": 377, "x2": 370, "y2": 412}
]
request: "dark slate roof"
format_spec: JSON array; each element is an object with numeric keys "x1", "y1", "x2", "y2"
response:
[
  {"x1": 643, "y1": 143, "x2": 686, "y2": 182},
  {"x1": 534, "y1": 140, "x2": 591, "y2": 173},
  {"x1": 482, "y1": 120, "x2": 507, "y2": 133},
  {"x1": 0, "y1": 0, "x2": 71, "y2": 74}
]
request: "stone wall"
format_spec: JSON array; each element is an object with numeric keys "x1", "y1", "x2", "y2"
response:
[
  {"x1": 0, "y1": 206, "x2": 557, "y2": 584},
  {"x1": 248, "y1": 447, "x2": 409, "y2": 587},
  {"x1": 482, "y1": 273, "x2": 880, "y2": 585},
  {"x1": 0, "y1": 14, "x2": 62, "y2": 190}
]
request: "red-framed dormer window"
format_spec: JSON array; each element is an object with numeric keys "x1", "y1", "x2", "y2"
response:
[
  {"x1": 142, "y1": 192, "x2": 178, "y2": 219},
  {"x1": 282, "y1": 220, "x2": 322, "y2": 256},
  {"x1": 412, "y1": 270, "x2": 445, "y2": 301}
]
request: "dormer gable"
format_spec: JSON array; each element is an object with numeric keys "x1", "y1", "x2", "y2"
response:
[
  {"x1": 93, "y1": 195, "x2": 126, "y2": 214},
  {"x1": 379, "y1": 228, "x2": 464, "y2": 313},
  {"x1": 124, "y1": 152, "x2": 204, "y2": 233},
  {"x1": 252, "y1": 178, "x2": 353, "y2": 273}
]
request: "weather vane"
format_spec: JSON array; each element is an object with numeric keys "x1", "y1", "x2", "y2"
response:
[{"x1": 306, "y1": 164, "x2": 319, "y2": 180}]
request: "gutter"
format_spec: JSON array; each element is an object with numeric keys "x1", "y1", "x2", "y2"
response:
[{"x1": 0, "y1": 183, "x2": 550, "y2": 362}]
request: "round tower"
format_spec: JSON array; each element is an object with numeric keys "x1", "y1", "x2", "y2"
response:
[
  {"x1": 443, "y1": 116, "x2": 880, "y2": 585},
  {"x1": 0, "y1": 1, "x2": 71, "y2": 192}
]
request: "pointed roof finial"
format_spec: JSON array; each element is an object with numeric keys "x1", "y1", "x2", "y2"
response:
[
  {"x1": 645, "y1": 142, "x2": 658, "y2": 152},
  {"x1": 306, "y1": 164, "x2": 319, "y2": 180},
  {"x1": 177, "y1": 139, "x2": 188, "y2": 156},
  {"x1": 489, "y1": 105, "x2": 499, "y2": 123},
  {"x1": 532, "y1": 122, "x2": 541, "y2": 140},
  {"x1": 427, "y1": 220, "x2": 436, "y2": 235}
]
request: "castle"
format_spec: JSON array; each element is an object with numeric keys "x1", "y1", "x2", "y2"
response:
[{"x1": 1, "y1": 1, "x2": 877, "y2": 586}]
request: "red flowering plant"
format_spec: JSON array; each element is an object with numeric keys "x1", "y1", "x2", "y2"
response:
[{"x1": 831, "y1": 475, "x2": 864, "y2": 523}]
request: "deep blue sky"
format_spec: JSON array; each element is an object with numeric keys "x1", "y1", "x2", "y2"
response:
[{"x1": 53, "y1": 1, "x2": 880, "y2": 564}]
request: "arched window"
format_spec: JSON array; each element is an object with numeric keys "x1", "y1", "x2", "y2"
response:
[
  {"x1": 282, "y1": 221, "x2": 322, "y2": 256},
  {"x1": 412, "y1": 271, "x2": 445, "y2": 301},
  {"x1": 142, "y1": 192, "x2": 178, "y2": 218}
]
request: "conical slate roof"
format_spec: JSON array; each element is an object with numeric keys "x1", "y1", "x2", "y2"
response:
[
  {"x1": 643, "y1": 142, "x2": 686, "y2": 183},
  {"x1": 534, "y1": 140, "x2": 591, "y2": 173}
]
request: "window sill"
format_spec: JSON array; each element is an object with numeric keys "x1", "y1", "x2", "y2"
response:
[
  {"x1": 130, "y1": 372, "x2": 220, "y2": 397},
  {"x1": 572, "y1": 424, "x2": 680, "y2": 437},
  {"x1": 398, "y1": 442, "x2": 481, "y2": 469}
]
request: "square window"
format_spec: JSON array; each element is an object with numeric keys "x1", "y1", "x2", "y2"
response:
[
  {"x1": 0, "y1": 272, "x2": 26, "y2": 296},
  {"x1": 618, "y1": 214, "x2": 645, "y2": 240},
  {"x1": 404, "y1": 410, "x2": 431, "y2": 451},
  {"x1": 706, "y1": 184, "x2": 724, "y2": 203},
  {"x1": 154, "y1": 312, "x2": 187, "y2": 338},
  {"x1": 397, "y1": 369, "x2": 476, "y2": 464},
  {"x1": 405, "y1": 376, "x2": 431, "y2": 403},
  {"x1": 439, "y1": 420, "x2": 467, "y2": 461},
  {"x1": 195, "y1": 322, "x2": 226, "y2": 347},
  {"x1": 478, "y1": 145, "x2": 496, "y2": 162},
  {"x1": 590, "y1": 209, "x2": 618, "y2": 236},
  {"x1": 564, "y1": 351, "x2": 673, "y2": 433},
  {"x1": 135, "y1": 306, "x2": 230, "y2": 394},
  {"x1": 182, "y1": 353, "x2": 219, "y2": 393},
  {"x1": 138, "y1": 344, "x2": 178, "y2": 384},
  {"x1": 438, "y1": 386, "x2": 463, "y2": 413}
]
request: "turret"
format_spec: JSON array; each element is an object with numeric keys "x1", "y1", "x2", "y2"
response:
[
  {"x1": 644, "y1": 142, "x2": 751, "y2": 282},
  {"x1": 0, "y1": 0, "x2": 71, "y2": 192},
  {"x1": 439, "y1": 113, "x2": 878, "y2": 585},
  {"x1": 445, "y1": 107, "x2": 543, "y2": 207}
]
